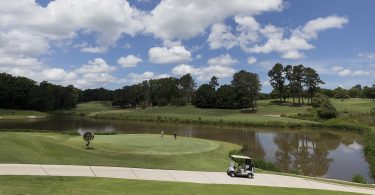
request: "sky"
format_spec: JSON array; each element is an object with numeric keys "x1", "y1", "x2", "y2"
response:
[{"x1": 0, "y1": 0, "x2": 374, "y2": 92}]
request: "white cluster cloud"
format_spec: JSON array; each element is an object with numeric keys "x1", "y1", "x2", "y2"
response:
[
  {"x1": 208, "y1": 23, "x2": 238, "y2": 50},
  {"x1": 72, "y1": 58, "x2": 126, "y2": 88},
  {"x1": 247, "y1": 56, "x2": 257, "y2": 64},
  {"x1": 358, "y1": 52, "x2": 375, "y2": 59},
  {"x1": 75, "y1": 58, "x2": 116, "y2": 74},
  {"x1": 0, "y1": 54, "x2": 42, "y2": 68},
  {"x1": 207, "y1": 54, "x2": 238, "y2": 66},
  {"x1": 80, "y1": 47, "x2": 108, "y2": 54},
  {"x1": 128, "y1": 71, "x2": 170, "y2": 84},
  {"x1": 0, "y1": 0, "x2": 145, "y2": 57},
  {"x1": 7, "y1": 58, "x2": 124, "y2": 88},
  {"x1": 172, "y1": 64, "x2": 236, "y2": 81},
  {"x1": 42, "y1": 68, "x2": 77, "y2": 81},
  {"x1": 144, "y1": 0, "x2": 282, "y2": 41},
  {"x1": 148, "y1": 46, "x2": 192, "y2": 64},
  {"x1": 171, "y1": 54, "x2": 237, "y2": 81},
  {"x1": 0, "y1": 0, "x2": 146, "y2": 87},
  {"x1": 208, "y1": 15, "x2": 348, "y2": 59},
  {"x1": 117, "y1": 55, "x2": 142, "y2": 68},
  {"x1": 331, "y1": 65, "x2": 370, "y2": 77}
]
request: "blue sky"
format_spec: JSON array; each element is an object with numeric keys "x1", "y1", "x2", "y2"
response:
[{"x1": 1, "y1": 0, "x2": 374, "y2": 92}]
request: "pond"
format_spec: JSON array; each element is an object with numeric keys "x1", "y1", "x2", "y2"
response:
[{"x1": 0, "y1": 115, "x2": 373, "y2": 183}]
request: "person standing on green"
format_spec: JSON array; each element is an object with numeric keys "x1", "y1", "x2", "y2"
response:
[{"x1": 173, "y1": 132, "x2": 177, "y2": 140}]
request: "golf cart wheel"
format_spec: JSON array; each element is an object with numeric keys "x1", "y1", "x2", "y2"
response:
[
  {"x1": 229, "y1": 172, "x2": 235, "y2": 177},
  {"x1": 248, "y1": 174, "x2": 254, "y2": 179}
]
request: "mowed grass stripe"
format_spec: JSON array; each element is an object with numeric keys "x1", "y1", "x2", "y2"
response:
[{"x1": 0, "y1": 176, "x2": 360, "y2": 195}]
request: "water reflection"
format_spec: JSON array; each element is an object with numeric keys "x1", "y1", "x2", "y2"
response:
[
  {"x1": 0, "y1": 116, "x2": 372, "y2": 183},
  {"x1": 273, "y1": 132, "x2": 340, "y2": 176}
]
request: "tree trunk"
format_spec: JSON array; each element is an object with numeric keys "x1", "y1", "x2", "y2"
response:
[{"x1": 292, "y1": 95, "x2": 295, "y2": 104}]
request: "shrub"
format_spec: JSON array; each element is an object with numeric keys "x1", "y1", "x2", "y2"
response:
[
  {"x1": 317, "y1": 100, "x2": 338, "y2": 119},
  {"x1": 157, "y1": 99, "x2": 169, "y2": 106},
  {"x1": 253, "y1": 159, "x2": 281, "y2": 172},
  {"x1": 311, "y1": 94, "x2": 328, "y2": 108},
  {"x1": 351, "y1": 174, "x2": 367, "y2": 184},
  {"x1": 173, "y1": 98, "x2": 187, "y2": 106}
]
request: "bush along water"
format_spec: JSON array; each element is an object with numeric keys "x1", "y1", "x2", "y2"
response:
[
  {"x1": 317, "y1": 99, "x2": 338, "y2": 119},
  {"x1": 351, "y1": 174, "x2": 367, "y2": 184}
]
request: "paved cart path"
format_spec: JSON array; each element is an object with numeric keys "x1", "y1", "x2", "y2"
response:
[{"x1": 0, "y1": 164, "x2": 374, "y2": 194}]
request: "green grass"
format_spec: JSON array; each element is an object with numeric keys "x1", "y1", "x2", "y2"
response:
[
  {"x1": 0, "y1": 132, "x2": 239, "y2": 171},
  {"x1": 70, "y1": 99, "x2": 373, "y2": 131},
  {"x1": 58, "y1": 99, "x2": 374, "y2": 129},
  {"x1": 87, "y1": 100, "x2": 314, "y2": 127},
  {"x1": 0, "y1": 109, "x2": 48, "y2": 120},
  {"x1": 330, "y1": 98, "x2": 375, "y2": 113},
  {"x1": 365, "y1": 127, "x2": 375, "y2": 179},
  {"x1": 259, "y1": 169, "x2": 375, "y2": 189},
  {"x1": 0, "y1": 176, "x2": 361, "y2": 195},
  {"x1": 55, "y1": 101, "x2": 119, "y2": 116}
]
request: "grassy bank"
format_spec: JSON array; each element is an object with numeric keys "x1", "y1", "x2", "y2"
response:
[
  {"x1": 54, "y1": 101, "x2": 119, "y2": 116},
  {"x1": 0, "y1": 176, "x2": 359, "y2": 195},
  {"x1": 365, "y1": 127, "x2": 375, "y2": 179},
  {"x1": 77, "y1": 99, "x2": 373, "y2": 131},
  {"x1": 0, "y1": 109, "x2": 48, "y2": 120},
  {"x1": 0, "y1": 132, "x2": 239, "y2": 171},
  {"x1": 86, "y1": 102, "x2": 316, "y2": 128},
  {"x1": 330, "y1": 98, "x2": 375, "y2": 113}
]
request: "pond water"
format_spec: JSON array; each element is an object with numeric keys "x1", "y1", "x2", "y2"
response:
[{"x1": 0, "y1": 115, "x2": 373, "y2": 183}]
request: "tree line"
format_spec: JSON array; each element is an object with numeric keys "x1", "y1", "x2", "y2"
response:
[
  {"x1": 320, "y1": 85, "x2": 375, "y2": 99},
  {"x1": 111, "y1": 70, "x2": 261, "y2": 110},
  {"x1": 268, "y1": 63, "x2": 324, "y2": 105},
  {"x1": 1, "y1": 63, "x2": 374, "y2": 112},
  {"x1": 0, "y1": 73, "x2": 79, "y2": 111},
  {"x1": 194, "y1": 70, "x2": 261, "y2": 109},
  {"x1": 78, "y1": 88, "x2": 113, "y2": 102},
  {"x1": 112, "y1": 74, "x2": 195, "y2": 108}
]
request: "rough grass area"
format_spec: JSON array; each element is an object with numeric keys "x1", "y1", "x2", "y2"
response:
[
  {"x1": 0, "y1": 132, "x2": 239, "y2": 171},
  {"x1": 0, "y1": 109, "x2": 48, "y2": 120},
  {"x1": 0, "y1": 176, "x2": 360, "y2": 195},
  {"x1": 55, "y1": 101, "x2": 119, "y2": 116},
  {"x1": 87, "y1": 101, "x2": 315, "y2": 127},
  {"x1": 365, "y1": 127, "x2": 375, "y2": 179},
  {"x1": 330, "y1": 98, "x2": 375, "y2": 113}
]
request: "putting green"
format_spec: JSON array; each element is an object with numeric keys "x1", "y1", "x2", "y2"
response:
[
  {"x1": 0, "y1": 132, "x2": 238, "y2": 170},
  {"x1": 69, "y1": 134, "x2": 220, "y2": 155}
]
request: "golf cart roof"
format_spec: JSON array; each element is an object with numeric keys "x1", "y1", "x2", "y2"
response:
[{"x1": 230, "y1": 155, "x2": 251, "y2": 160}]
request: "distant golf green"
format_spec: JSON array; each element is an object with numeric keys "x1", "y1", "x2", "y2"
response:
[
  {"x1": 0, "y1": 109, "x2": 48, "y2": 120},
  {"x1": 0, "y1": 132, "x2": 239, "y2": 171},
  {"x1": 55, "y1": 101, "x2": 119, "y2": 115},
  {"x1": 58, "y1": 99, "x2": 375, "y2": 126},
  {"x1": 330, "y1": 98, "x2": 375, "y2": 113},
  {"x1": 86, "y1": 100, "x2": 315, "y2": 125},
  {"x1": 0, "y1": 176, "x2": 359, "y2": 195}
]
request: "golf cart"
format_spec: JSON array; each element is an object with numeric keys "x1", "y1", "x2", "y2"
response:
[{"x1": 227, "y1": 155, "x2": 254, "y2": 178}]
